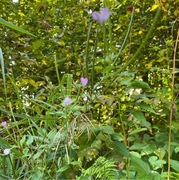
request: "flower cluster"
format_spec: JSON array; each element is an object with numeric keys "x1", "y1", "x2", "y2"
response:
[{"x1": 62, "y1": 77, "x2": 88, "y2": 106}]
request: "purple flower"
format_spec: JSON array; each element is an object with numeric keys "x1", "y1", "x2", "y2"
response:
[
  {"x1": 4, "y1": 148, "x2": 10, "y2": 155},
  {"x1": 1, "y1": 121, "x2": 7, "y2": 128},
  {"x1": 92, "y1": 7, "x2": 110, "y2": 23},
  {"x1": 63, "y1": 97, "x2": 72, "y2": 106},
  {"x1": 80, "y1": 77, "x2": 88, "y2": 86}
]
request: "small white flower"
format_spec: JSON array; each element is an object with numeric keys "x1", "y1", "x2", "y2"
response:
[
  {"x1": 63, "y1": 97, "x2": 72, "y2": 106},
  {"x1": 4, "y1": 148, "x2": 10, "y2": 155}
]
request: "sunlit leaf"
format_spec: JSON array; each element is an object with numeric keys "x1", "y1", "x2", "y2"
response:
[{"x1": 0, "y1": 17, "x2": 36, "y2": 37}]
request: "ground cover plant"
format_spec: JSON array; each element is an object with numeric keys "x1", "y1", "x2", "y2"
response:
[{"x1": 0, "y1": 0, "x2": 179, "y2": 179}]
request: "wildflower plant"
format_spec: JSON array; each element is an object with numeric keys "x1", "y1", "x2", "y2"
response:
[{"x1": 0, "y1": 1, "x2": 176, "y2": 180}]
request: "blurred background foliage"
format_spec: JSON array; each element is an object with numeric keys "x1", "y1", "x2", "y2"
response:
[
  {"x1": 0, "y1": 0, "x2": 179, "y2": 179},
  {"x1": 0, "y1": 0, "x2": 178, "y2": 96}
]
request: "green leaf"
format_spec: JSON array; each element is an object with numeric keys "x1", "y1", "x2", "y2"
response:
[
  {"x1": 33, "y1": 151, "x2": 43, "y2": 160},
  {"x1": 136, "y1": 102, "x2": 155, "y2": 113},
  {"x1": 26, "y1": 136, "x2": 34, "y2": 145},
  {"x1": 131, "y1": 80, "x2": 150, "y2": 89},
  {"x1": 110, "y1": 141, "x2": 129, "y2": 157},
  {"x1": 0, "y1": 48, "x2": 7, "y2": 101},
  {"x1": 111, "y1": 132, "x2": 124, "y2": 141},
  {"x1": 130, "y1": 151, "x2": 151, "y2": 175},
  {"x1": 31, "y1": 169, "x2": 42, "y2": 180},
  {"x1": 174, "y1": 146, "x2": 179, "y2": 153},
  {"x1": 170, "y1": 159, "x2": 179, "y2": 172},
  {"x1": 119, "y1": 77, "x2": 133, "y2": 86},
  {"x1": 132, "y1": 110, "x2": 151, "y2": 128},
  {"x1": 0, "y1": 17, "x2": 36, "y2": 37},
  {"x1": 98, "y1": 125, "x2": 115, "y2": 135},
  {"x1": 148, "y1": 156, "x2": 166, "y2": 169},
  {"x1": 129, "y1": 128, "x2": 147, "y2": 135}
]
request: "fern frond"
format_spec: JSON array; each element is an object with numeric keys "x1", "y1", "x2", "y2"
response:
[{"x1": 79, "y1": 156, "x2": 119, "y2": 180}]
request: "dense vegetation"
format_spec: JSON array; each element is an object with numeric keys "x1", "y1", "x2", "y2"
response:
[{"x1": 0, "y1": 0, "x2": 179, "y2": 179}]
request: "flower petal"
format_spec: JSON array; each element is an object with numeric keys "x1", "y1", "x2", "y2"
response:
[
  {"x1": 63, "y1": 97, "x2": 72, "y2": 106},
  {"x1": 92, "y1": 11, "x2": 102, "y2": 22},
  {"x1": 101, "y1": 7, "x2": 110, "y2": 21},
  {"x1": 4, "y1": 148, "x2": 10, "y2": 155},
  {"x1": 80, "y1": 77, "x2": 88, "y2": 86},
  {"x1": 1, "y1": 121, "x2": 7, "y2": 128},
  {"x1": 92, "y1": 7, "x2": 110, "y2": 23}
]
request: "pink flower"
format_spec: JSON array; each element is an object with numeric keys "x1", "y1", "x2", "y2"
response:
[
  {"x1": 92, "y1": 7, "x2": 110, "y2": 23},
  {"x1": 4, "y1": 148, "x2": 10, "y2": 155},
  {"x1": 63, "y1": 97, "x2": 72, "y2": 106},
  {"x1": 80, "y1": 77, "x2": 88, "y2": 86},
  {"x1": 1, "y1": 121, "x2": 7, "y2": 128}
]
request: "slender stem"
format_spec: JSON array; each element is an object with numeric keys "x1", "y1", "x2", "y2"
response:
[
  {"x1": 0, "y1": 48, "x2": 7, "y2": 102},
  {"x1": 85, "y1": 22, "x2": 92, "y2": 77},
  {"x1": 92, "y1": 27, "x2": 99, "y2": 89},
  {"x1": 9, "y1": 155, "x2": 17, "y2": 179},
  {"x1": 54, "y1": 55, "x2": 61, "y2": 86},
  {"x1": 105, "y1": 7, "x2": 162, "y2": 88},
  {"x1": 103, "y1": 22, "x2": 107, "y2": 57},
  {"x1": 113, "y1": 6, "x2": 135, "y2": 65},
  {"x1": 108, "y1": 17, "x2": 113, "y2": 54},
  {"x1": 167, "y1": 29, "x2": 179, "y2": 180},
  {"x1": 9, "y1": 102, "x2": 23, "y2": 148}
]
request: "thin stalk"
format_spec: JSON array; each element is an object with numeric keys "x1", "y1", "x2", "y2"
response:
[
  {"x1": 103, "y1": 22, "x2": 107, "y2": 57},
  {"x1": 7, "y1": 74, "x2": 23, "y2": 111},
  {"x1": 105, "y1": 7, "x2": 162, "y2": 88},
  {"x1": 167, "y1": 29, "x2": 179, "y2": 180},
  {"x1": 85, "y1": 22, "x2": 92, "y2": 77},
  {"x1": 0, "y1": 48, "x2": 7, "y2": 102},
  {"x1": 113, "y1": 6, "x2": 135, "y2": 65},
  {"x1": 9, "y1": 102, "x2": 22, "y2": 148},
  {"x1": 9, "y1": 155, "x2": 17, "y2": 179},
  {"x1": 108, "y1": 17, "x2": 113, "y2": 54},
  {"x1": 92, "y1": 26, "x2": 99, "y2": 89},
  {"x1": 54, "y1": 55, "x2": 61, "y2": 86}
]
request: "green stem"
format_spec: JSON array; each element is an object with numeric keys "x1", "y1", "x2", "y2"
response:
[
  {"x1": 103, "y1": 23, "x2": 107, "y2": 57},
  {"x1": 108, "y1": 17, "x2": 113, "y2": 54},
  {"x1": 106, "y1": 7, "x2": 162, "y2": 87},
  {"x1": 0, "y1": 48, "x2": 7, "y2": 102},
  {"x1": 85, "y1": 22, "x2": 92, "y2": 77},
  {"x1": 92, "y1": 27, "x2": 99, "y2": 89},
  {"x1": 168, "y1": 29, "x2": 179, "y2": 180},
  {"x1": 54, "y1": 55, "x2": 61, "y2": 86},
  {"x1": 113, "y1": 7, "x2": 135, "y2": 65}
]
